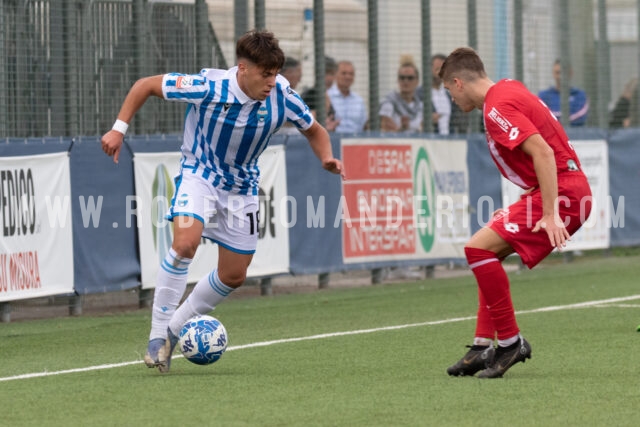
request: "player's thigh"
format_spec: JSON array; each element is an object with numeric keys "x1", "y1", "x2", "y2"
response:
[{"x1": 217, "y1": 246, "x2": 254, "y2": 287}]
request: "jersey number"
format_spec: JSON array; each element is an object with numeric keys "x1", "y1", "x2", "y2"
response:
[{"x1": 246, "y1": 210, "x2": 260, "y2": 235}]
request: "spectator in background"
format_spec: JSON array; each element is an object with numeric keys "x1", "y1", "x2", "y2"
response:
[
  {"x1": 430, "y1": 53, "x2": 452, "y2": 134},
  {"x1": 280, "y1": 57, "x2": 302, "y2": 90},
  {"x1": 379, "y1": 55, "x2": 423, "y2": 133},
  {"x1": 276, "y1": 57, "x2": 305, "y2": 135},
  {"x1": 416, "y1": 53, "x2": 469, "y2": 134},
  {"x1": 302, "y1": 56, "x2": 339, "y2": 132},
  {"x1": 378, "y1": 55, "x2": 423, "y2": 280},
  {"x1": 328, "y1": 60, "x2": 367, "y2": 133},
  {"x1": 609, "y1": 77, "x2": 638, "y2": 128},
  {"x1": 538, "y1": 59, "x2": 589, "y2": 126}
]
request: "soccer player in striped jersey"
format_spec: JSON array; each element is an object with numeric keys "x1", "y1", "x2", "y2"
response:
[
  {"x1": 438, "y1": 48, "x2": 592, "y2": 378},
  {"x1": 101, "y1": 30, "x2": 344, "y2": 373}
]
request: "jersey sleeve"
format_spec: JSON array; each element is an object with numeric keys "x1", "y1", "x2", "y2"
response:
[
  {"x1": 162, "y1": 73, "x2": 210, "y2": 105},
  {"x1": 277, "y1": 78, "x2": 314, "y2": 131},
  {"x1": 484, "y1": 100, "x2": 539, "y2": 150}
]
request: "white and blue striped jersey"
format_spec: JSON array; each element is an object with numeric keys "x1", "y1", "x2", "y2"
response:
[{"x1": 162, "y1": 67, "x2": 314, "y2": 195}]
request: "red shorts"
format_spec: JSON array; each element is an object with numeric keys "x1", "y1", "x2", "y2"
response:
[{"x1": 488, "y1": 172, "x2": 592, "y2": 269}]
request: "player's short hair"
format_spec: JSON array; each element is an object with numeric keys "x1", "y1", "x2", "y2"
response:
[
  {"x1": 236, "y1": 30, "x2": 285, "y2": 71},
  {"x1": 438, "y1": 47, "x2": 487, "y2": 83}
]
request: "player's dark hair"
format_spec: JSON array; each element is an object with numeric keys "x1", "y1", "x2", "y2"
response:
[
  {"x1": 438, "y1": 47, "x2": 487, "y2": 82},
  {"x1": 236, "y1": 30, "x2": 285, "y2": 71}
]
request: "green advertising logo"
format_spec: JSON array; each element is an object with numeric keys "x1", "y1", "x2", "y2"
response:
[
  {"x1": 414, "y1": 147, "x2": 436, "y2": 252},
  {"x1": 151, "y1": 164, "x2": 174, "y2": 260}
]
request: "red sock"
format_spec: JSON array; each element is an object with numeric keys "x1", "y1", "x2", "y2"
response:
[
  {"x1": 465, "y1": 247, "x2": 519, "y2": 340},
  {"x1": 475, "y1": 286, "x2": 495, "y2": 340}
]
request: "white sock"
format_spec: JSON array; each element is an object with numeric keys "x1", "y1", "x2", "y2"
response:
[
  {"x1": 473, "y1": 337, "x2": 493, "y2": 347},
  {"x1": 498, "y1": 334, "x2": 520, "y2": 348},
  {"x1": 168, "y1": 269, "x2": 235, "y2": 336},
  {"x1": 149, "y1": 248, "x2": 192, "y2": 340}
]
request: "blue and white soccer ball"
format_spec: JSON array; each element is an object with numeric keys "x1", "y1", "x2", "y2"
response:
[{"x1": 178, "y1": 315, "x2": 228, "y2": 365}]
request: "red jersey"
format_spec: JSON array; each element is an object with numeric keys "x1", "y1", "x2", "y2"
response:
[{"x1": 483, "y1": 79, "x2": 582, "y2": 190}]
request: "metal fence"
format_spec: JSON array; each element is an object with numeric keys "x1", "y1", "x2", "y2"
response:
[
  {"x1": 0, "y1": 0, "x2": 226, "y2": 138},
  {"x1": 1, "y1": 0, "x2": 639, "y2": 138}
]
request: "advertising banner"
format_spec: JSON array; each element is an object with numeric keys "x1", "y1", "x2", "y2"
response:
[
  {"x1": 0, "y1": 152, "x2": 74, "y2": 301},
  {"x1": 500, "y1": 139, "x2": 610, "y2": 251},
  {"x1": 133, "y1": 146, "x2": 290, "y2": 289},
  {"x1": 341, "y1": 138, "x2": 470, "y2": 263}
]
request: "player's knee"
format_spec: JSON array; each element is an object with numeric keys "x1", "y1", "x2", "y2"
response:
[
  {"x1": 171, "y1": 240, "x2": 199, "y2": 259},
  {"x1": 218, "y1": 269, "x2": 247, "y2": 288}
]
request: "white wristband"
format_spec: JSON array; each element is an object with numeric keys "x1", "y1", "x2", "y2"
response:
[{"x1": 112, "y1": 119, "x2": 129, "y2": 135}]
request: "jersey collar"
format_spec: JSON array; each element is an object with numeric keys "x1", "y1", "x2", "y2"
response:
[{"x1": 227, "y1": 66, "x2": 254, "y2": 104}]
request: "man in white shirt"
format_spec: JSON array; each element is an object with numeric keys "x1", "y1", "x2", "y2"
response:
[
  {"x1": 430, "y1": 54, "x2": 452, "y2": 135},
  {"x1": 327, "y1": 61, "x2": 367, "y2": 133}
]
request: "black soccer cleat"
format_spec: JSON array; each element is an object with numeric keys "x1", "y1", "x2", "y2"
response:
[
  {"x1": 447, "y1": 344, "x2": 496, "y2": 377},
  {"x1": 477, "y1": 337, "x2": 532, "y2": 379}
]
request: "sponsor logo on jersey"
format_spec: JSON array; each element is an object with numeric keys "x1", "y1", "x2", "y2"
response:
[
  {"x1": 487, "y1": 107, "x2": 512, "y2": 133},
  {"x1": 176, "y1": 76, "x2": 193, "y2": 89}
]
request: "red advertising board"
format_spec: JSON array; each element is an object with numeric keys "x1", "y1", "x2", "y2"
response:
[{"x1": 342, "y1": 144, "x2": 415, "y2": 258}]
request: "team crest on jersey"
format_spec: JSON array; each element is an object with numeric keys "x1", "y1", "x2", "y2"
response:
[
  {"x1": 177, "y1": 193, "x2": 190, "y2": 207},
  {"x1": 176, "y1": 76, "x2": 193, "y2": 89},
  {"x1": 257, "y1": 105, "x2": 268, "y2": 122},
  {"x1": 487, "y1": 107, "x2": 512, "y2": 133}
]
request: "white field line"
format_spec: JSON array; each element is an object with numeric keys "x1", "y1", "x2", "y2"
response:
[
  {"x1": 2, "y1": 294, "x2": 640, "y2": 383},
  {"x1": 594, "y1": 303, "x2": 640, "y2": 308}
]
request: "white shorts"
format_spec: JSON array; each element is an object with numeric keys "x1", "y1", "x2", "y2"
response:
[{"x1": 168, "y1": 172, "x2": 259, "y2": 254}]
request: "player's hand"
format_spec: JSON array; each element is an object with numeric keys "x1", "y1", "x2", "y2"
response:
[
  {"x1": 323, "y1": 158, "x2": 345, "y2": 179},
  {"x1": 101, "y1": 130, "x2": 124, "y2": 164},
  {"x1": 532, "y1": 214, "x2": 571, "y2": 249}
]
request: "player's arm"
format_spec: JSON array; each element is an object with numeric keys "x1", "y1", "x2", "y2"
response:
[
  {"x1": 521, "y1": 134, "x2": 570, "y2": 248},
  {"x1": 101, "y1": 75, "x2": 165, "y2": 164},
  {"x1": 300, "y1": 121, "x2": 345, "y2": 178}
]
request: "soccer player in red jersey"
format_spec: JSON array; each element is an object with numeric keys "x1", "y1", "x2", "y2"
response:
[{"x1": 439, "y1": 48, "x2": 592, "y2": 378}]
